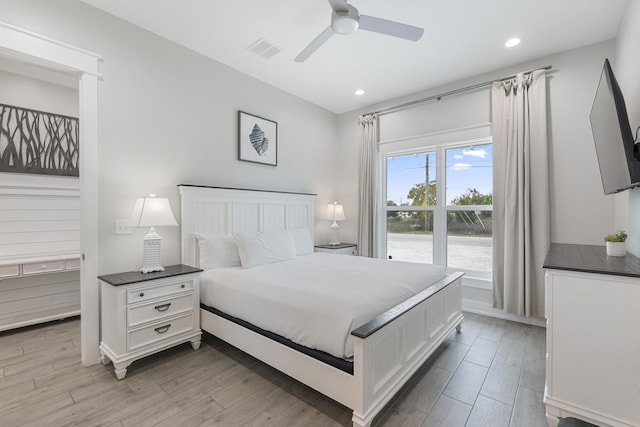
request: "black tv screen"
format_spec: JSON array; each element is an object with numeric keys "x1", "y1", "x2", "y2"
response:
[{"x1": 589, "y1": 58, "x2": 640, "y2": 194}]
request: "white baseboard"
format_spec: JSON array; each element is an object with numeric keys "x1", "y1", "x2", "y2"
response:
[{"x1": 462, "y1": 298, "x2": 547, "y2": 328}]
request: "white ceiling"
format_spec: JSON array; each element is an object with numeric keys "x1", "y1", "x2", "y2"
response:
[{"x1": 81, "y1": 0, "x2": 627, "y2": 114}]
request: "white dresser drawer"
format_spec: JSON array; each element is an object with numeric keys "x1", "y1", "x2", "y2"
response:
[
  {"x1": 22, "y1": 260, "x2": 64, "y2": 275},
  {"x1": 127, "y1": 293, "x2": 194, "y2": 327},
  {"x1": 127, "y1": 313, "x2": 194, "y2": 352},
  {"x1": 0, "y1": 264, "x2": 20, "y2": 278},
  {"x1": 126, "y1": 280, "x2": 193, "y2": 304}
]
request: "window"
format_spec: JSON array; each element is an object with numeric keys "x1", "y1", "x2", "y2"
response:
[
  {"x1": 386, "y1": 152, "x2": 436, "y2": 264},
  {"x1": 444, "y1": 143, "x2": 493, "y2": 272},
  {"x1": 383, "y1": 140, "x2": 492, "y2": 275}
]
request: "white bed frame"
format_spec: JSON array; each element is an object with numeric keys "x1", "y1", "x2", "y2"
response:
[{"x1": 179, "y1": 185, "x2": 464, "y2": 427}]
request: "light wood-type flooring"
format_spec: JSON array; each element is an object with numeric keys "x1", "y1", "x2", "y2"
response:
[{"x1": 0, "y1": 312, "x2": 553, "y2": 426}]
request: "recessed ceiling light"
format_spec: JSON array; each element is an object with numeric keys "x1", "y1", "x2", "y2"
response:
[
  {"x1": 355, "y1": 89, "x2": 365, "y2": 96},
  {"x1": 505, "y1": 38, "x2": 521, "y2": 48}
]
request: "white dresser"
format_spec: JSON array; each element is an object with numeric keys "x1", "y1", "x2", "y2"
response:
[
  {"x1": 98, "y1": 264, "x2": 203, "y2": 380},
  {"x1": 0, "y1": 256, "x2": 80, "y2": 332},
  {"x1": 543, "y1": 244, "x2": 640, "y2": 427}
]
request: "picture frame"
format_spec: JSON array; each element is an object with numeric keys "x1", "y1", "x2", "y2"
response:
[
  {"x1": 238, "y1": 111, "x2": 277, "y2": 166},
  {"x1": 0, "y1": 103, "x2": 79, "y2": 177}
]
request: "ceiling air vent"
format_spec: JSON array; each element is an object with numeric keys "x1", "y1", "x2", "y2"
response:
[{"x1": 247, "y1": 38, "x2": 282, "y2": 60}]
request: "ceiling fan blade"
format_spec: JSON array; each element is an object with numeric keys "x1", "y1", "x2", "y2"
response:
[
  {"x1": 359, "y1": 15, "x2": 424, "y2": 41},
  {"x1": 328, "y1": 0, "x2": 349, "y2": 12},
  {"x1": 294, "y1": 26, "x2": 334, "y2": 62}
]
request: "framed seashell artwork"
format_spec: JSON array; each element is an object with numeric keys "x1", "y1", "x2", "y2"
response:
[{"x1": 238, "y1": 111, "x2": 277, "y2": 166}]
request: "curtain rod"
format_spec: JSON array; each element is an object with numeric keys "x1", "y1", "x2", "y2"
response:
[{"x1": 366, "y1": 65, "x2": 552, "y2": 117}]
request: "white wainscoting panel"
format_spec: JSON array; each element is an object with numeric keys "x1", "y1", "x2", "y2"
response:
[
  {"x1": 0, "y1": 175, "x2": 80, "y2": 265},
  {"x1": 0, "y1": 174, "x2": 80, "y2": 331}
]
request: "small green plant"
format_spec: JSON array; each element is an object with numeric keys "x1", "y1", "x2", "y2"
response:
[{"x1": 604, "y1": 230, "x2": 627, "y2": 242}]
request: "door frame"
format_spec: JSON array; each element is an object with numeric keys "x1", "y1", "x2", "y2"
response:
[{"x1": 0, "y1": 21, "x2": 102, "y2": 365}]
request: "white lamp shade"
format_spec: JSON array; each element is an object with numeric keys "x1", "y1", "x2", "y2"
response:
[
  {"x1": 325, "y1": 202, "x2": 346, "y2": 222},
  {"x1": 128, "y1": 196, "x2": 178, "y2": 228}
]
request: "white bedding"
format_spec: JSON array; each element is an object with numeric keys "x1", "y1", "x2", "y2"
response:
[{"x1": 200, "y1": 252, "x2": 447, "y2": 359}]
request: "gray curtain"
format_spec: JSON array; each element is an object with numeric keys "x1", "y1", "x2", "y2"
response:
[
  {"x1": 358, "y1": 114, "x2": 378, "y2": 258},
  {"x1": 491, "y1": 70, "x2": 550, "y2": 318}
]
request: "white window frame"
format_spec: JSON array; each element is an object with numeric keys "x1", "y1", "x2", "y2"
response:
[{"x1": 379, "y1": 125, "x2": 492, "y2": 280}]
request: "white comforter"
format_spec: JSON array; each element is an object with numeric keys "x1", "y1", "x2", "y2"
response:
[{"x1": 200, "y1": 253, "x2": 447, "y2": 359}]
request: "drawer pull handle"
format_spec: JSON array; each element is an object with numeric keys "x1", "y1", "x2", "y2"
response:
[
  {"x1": 154, "y1": 303, "x2": 171, "y2": 312},
  {"x1": 154, "y1": 324, "x2": 171, "y2": 334},
  {"x1": 139, "y1": 292, "x2": 145, "y2": 297},
  {"x1": 181, "y1": 284, "x2": 185, "y2": 289}
]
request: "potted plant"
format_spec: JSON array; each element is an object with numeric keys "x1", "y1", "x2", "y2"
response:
[{"x1": 604, "y1": 230, "x2": 627, "y2": 256}]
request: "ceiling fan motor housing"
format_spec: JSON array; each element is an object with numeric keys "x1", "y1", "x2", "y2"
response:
[{"x1": 331, "y1": 5, "x2": 360, "y2": 35}]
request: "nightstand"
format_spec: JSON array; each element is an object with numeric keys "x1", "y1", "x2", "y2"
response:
[
  {"x1": 314, "y1": 243, "x2": 358, "y2": 256},
  {"x1": 98, "y1": 264, "x2": 203, "y2": 380}
]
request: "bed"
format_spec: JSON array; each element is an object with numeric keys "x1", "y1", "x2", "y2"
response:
[{"x1": 179, "y1": 185, "x2": 464, "y2": 427}]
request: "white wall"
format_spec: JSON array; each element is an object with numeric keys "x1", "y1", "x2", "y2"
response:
[
  {"x1": 0, "y1": 66, "x2": 77, "y2": 116},
  {"x1": 336, "y1": 40, "x2": 618, "y2": 249},
  {"x1": 0, "y1": 0, "x2": 339, "y2": 273},
  {"x1": 615, "y1": 0, "x2": 640, "y2": 257},
  {"x1": 0, "y1": 63, "x2": 80, "y2": 190}
]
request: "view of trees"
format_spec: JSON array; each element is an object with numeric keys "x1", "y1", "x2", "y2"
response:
[{"x1": 387, "y1": 183, "x2": 492, "y2": 236}]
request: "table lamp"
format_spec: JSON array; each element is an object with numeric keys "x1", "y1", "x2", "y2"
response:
[
  {"x1": 325, "y1": 201, "x2": 345, "y2": 245},
  {"x1": 128, "y1": 193, "x2": 178, "y2": 273}
]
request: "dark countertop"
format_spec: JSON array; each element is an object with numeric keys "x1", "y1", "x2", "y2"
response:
[
  {"x1": 314, "y1": 243, "x2": 357, "y2": 249},
  {"x1": 543, "y1": 243, "x2": 640, "y2": 278},
  {"x1": 98, "y1": 264, "x2": 203, "y2": 286}
]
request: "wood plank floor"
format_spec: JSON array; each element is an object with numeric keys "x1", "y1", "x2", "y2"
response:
[{"x1": 0, "y1": 312, "x2": 554, "y2": 426}]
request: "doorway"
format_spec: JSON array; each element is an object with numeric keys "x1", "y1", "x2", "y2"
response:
[{"x1": 0, "y1": 21, "x2": 101, "y2": 365}]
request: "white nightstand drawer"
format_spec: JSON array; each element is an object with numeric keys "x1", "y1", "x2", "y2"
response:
[
  {"x1": 126, "y1": 280, "x2": 193, "y2": 304},
  {"x1": 22, "y1": 260, "x2": 65, "y2": 275},
  {"x1": 128, "y1": 313, "x2": 194, "y2": 352},
  {"x1": 127, "y1": 293, "x2": 194, "y2": 327},
  {"x1": 0, "y1": 264, "x2": 20, "y2": 278}
]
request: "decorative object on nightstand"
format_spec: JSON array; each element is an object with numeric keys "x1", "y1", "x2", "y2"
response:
[
  {"x1": 128, "y1": 194, "x2": 178, "y2": 273},
  {"x1": 98, "y1": 264, "x2": 203, "y2": 380},
  {"x1": 325, "y1": 201, "x2": 345, "y2": 245},
  {"x1": 315, "y1": 242, "x2": 357, "y2": 256}
]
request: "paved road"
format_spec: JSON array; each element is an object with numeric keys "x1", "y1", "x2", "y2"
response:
[{"x1": 387, "y1": 233, "x2": 492, "y2": 271}]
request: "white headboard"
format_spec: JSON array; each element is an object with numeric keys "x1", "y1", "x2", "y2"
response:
[{"x1": 178, "y1": 185, "x2": 316, "y2": 267}]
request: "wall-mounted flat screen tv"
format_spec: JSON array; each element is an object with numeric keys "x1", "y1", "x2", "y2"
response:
[{"x1": 590, "y1": 58, "x2": 640, "y2": 194}]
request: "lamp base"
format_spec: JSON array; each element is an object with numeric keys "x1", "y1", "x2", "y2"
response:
[
  {"x1": 141, "y1": 227, "x2": 165, "y2": 274},
  {"x1": 141, "y1": 265, "x2": 165, "y2": 274},
  {"x1": 329, "y1": 223, "x2": 341, "y2": 246}
]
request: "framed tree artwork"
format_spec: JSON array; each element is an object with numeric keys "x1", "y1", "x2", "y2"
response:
[
  {"x1": 0, "y1": 103, "x2": 79, "y2": 177},
  {"x1": 238, "y1": 111, "x2": 277, "y2": 166}
]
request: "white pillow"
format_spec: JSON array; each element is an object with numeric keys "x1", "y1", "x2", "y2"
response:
[
  {"x1": 234, "y1": 229, "x2": 296, "y2": 269},
  {"x1": 194, "y1": 233, "x2": 241, "y2": 269},
  {"x1": 290, "y1": 226, "x2": 313, "y2": 255}
]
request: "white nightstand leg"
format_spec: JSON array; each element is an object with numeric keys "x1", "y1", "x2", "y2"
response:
[
  {"x1": 191, "y1": 339, "x2": 201, "y2": 350},
  {"x1": 99, "y1": 352, "x2": 111, "y2": 366},
  {"x1": 113, "y1": 362, "x2": 130, "y2": 380}
]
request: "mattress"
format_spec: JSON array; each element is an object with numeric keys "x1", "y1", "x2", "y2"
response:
[{"x1": 199, "y1": 252, "x2": 447, "y2": 359}]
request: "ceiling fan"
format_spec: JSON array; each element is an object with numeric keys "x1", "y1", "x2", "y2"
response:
[{"x1": 294, "y1": 0, "x2": 424, "y2": 63}]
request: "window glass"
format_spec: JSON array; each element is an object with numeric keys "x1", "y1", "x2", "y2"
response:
[
  {"x1": 386, "y1": 152, "x2": 436, "y2": 207},
  {"x1": 387, "y1": 211, "x2": 433, "y2": 263},
  {"x1": 446, "y1": 210, "x2": 492, "y2": 271},
  {"x1": 445, "y1": 144, "x2": 493, "y2": 205}
]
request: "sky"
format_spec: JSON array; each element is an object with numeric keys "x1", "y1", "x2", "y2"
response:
[{"x1": 386, "y1": 144, "x2": 493, "y2": 206}]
